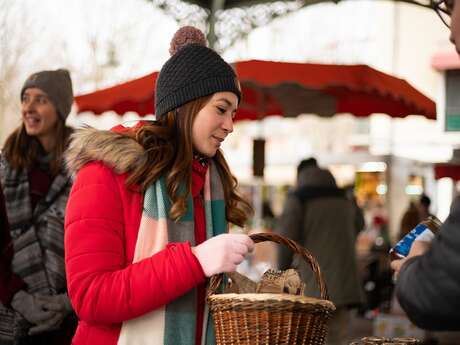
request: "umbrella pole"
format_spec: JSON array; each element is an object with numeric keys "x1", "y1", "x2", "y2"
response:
[
  {"x1": 207, "y1": 0, "x2": 225, "y2": 49},
  {"x1": 252, "y1": 138, "x2": 266, "y2": 230},
  {"x1": 253, "y1": 177, "x2": 264, "y2": 230},
  {"x1": 251, "y1": 93, "x2": 268, "y2": 231}
]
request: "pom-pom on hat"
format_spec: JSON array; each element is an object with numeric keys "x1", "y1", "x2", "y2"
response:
[{"x1": 155, "y1": 26, "x2": 241, "y2": 118}]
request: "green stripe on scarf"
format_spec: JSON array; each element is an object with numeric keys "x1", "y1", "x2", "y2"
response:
[
  {"x1": 164, "y1": 180, "x2": 196, "y2": 344},
  {"x1": 142, "y1": 176, "x2": 170, "y2": 219},
  {"x1": 208, "y1": 200, "x2": 226, "y2": 237}
]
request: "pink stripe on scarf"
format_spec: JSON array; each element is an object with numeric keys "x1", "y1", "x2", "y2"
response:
[
  {"x1": 133, "y1": 216, "x2": 168, "y2": 263},
  {"x1": 204, "y1": 170, "x2": 211, "y2": 202}
]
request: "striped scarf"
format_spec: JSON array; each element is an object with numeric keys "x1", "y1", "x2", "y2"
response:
[{"x1": 118, "y1": 160, "x2": 226, "y2": 345}]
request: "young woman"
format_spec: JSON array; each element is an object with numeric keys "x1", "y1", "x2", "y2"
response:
[
  {"x1": 64, "y1": 26, "x2": 254, "y2": 345},
  {"x1": 0, "y1": 69, "x2": 76, "y2": 344}
]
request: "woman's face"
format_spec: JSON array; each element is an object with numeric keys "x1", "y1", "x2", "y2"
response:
[
  {"x1": 192, "y1": 91, "x2": 237, "y2": 157},
  {"x1": 21, "y1": 88, "x2": 59, "y2": 150}
]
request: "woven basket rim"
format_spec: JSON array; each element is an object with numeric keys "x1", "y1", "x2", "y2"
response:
[{"x1": 208, "y1": 292, "x2": 335, "y2": 310}]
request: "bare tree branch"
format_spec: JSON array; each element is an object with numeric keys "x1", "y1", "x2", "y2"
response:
[{"x1": 0, "y1": 0, "x2": 36, "y2": 143}]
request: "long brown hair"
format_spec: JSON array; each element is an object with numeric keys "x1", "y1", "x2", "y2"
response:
[
  {"x1": 126, "y1": 96, "x2": 253, "y2": 227},
  {"x1": 3, "y1": 120, "x2": 73, "y2": 176}
]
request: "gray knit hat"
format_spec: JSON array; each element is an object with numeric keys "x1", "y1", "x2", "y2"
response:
[
  {"x1": 155, "y1": 26, "x2": 241, "y2": 118},
  {"x1": 21, "y1": 69, "x2": 74, "y2": 121}
]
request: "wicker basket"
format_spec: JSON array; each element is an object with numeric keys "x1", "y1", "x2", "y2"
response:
[{"x1": 207, "y1": 233, "x2": 336, "y2": 345}]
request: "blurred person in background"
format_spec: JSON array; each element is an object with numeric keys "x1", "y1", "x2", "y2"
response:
[
  {"x1": 344, "y1": 184, "x2": 365, "y2": 236},
  {"x1": 296, "y1": 157, "x2": 318, "y2": 174},
  {"x1": 64, "y1": 26, "x2": 254, "y2": 345},
  {"x1": 398, "y1": 201, "x2": 420, "y2": 240},
  {"x1": 277, "y1": 159, "x2": 363, "y2": 345},
  {"x1": 416, "y1": 193, "x2": 433, "y2": 220},
  {"x1": 0, "y1": 69, "x2": 76, "y2": 344},
  {"x1": 391, "y1": 0, "x2": 460, "y2": 331},
  {"x1": 262, "y1": 200, "x2": 276, "y2": 230}
]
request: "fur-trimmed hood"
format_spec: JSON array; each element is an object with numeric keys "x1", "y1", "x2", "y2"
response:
[{"x1": 65, "y1": 127, "x2": 148, "y2": 176}]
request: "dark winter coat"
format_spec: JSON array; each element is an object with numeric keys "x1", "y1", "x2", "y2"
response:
[
  {"x1": 396, "y1": 195, "x2": 460, "y2": 331},
  {"x1": 0, "y1": 182, "x2": 25, "y2": 307},
  {"x1": 277, "y1": 166, "x2": 363, "y2": 308},
  {"x1": 0, "y1": 153, "x2": 75, "y2": 343}
]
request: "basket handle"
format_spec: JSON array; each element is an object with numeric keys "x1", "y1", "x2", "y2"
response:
[{"x1": 207, "y1": 232, "x2": 329, "y2": 300}]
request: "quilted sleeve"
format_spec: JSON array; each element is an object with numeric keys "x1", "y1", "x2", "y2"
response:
[
  {"x1": 65, "y1": 162, "x2": 205, "y2": 324},
  {"x1": 396, "y1": 197, "x2": 460, "y2": 330}
]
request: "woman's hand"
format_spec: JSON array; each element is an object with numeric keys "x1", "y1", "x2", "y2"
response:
[
  {"x1": 192, "y1": 234, "x2": 254, "y2": 277},
  {"x1": 28, "y1": 293, "x2": 73, "y2": 335},
  {"x1": 11, "y1": 290, "x2": 56, "y2": 325}
]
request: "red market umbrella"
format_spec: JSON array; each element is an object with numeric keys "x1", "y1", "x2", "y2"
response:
[
  {"x1": 434, "y1": 163, "x2": 460, "y2": 181},
  {"x1": 75, "y1": 60, "x2": 436, "y2": 120},
  {"x1": 76, "y1": 72, "x2": 159, "y2": 116}
]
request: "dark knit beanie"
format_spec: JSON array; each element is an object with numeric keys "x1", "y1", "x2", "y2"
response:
[
  {"x1": 155, "y1": 26, "x2": 241, "y2": 118},
  {"x1": 21, "y1": 69, "x2": 74, "y2": 121}
]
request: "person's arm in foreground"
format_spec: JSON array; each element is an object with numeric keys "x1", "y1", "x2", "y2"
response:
[{"x1": 391, "y1": 197, "x2": 460, "y2": 330}]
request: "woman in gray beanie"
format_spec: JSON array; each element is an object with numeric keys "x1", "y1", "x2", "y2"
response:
[
  {"x1": 0, "y1": 69, "x2": 76, "y2": 345},
  {"x1": 63, "y1": 26, "x2": 254, "y2": 345}
]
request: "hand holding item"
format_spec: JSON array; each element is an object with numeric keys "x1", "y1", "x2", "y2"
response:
[
  {"x1": 11, "y1": 290, "x2": 56, "y2": 325},
  {"x1": 192, "y1": 233, "x2": 254, "y2": 277},
  {"x1": 36, "y1": 293, "x2": 73, "y2": 314},
  {"x1": 28, "y1": 293, "x2": 73, "y2": 335},
  {"x1": 390, "y1": 240, "x2": 430, "y2": 275},
  {"x1": 28, "y1": 312, "x2": 63, "y2": 335},
  {"x1": 407, "y1": 239, "x2": 430, "y2": 257}
]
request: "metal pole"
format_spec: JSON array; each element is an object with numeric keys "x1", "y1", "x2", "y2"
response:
[{"x1": 208, "y1": 0, "x2": 225, "y2": 49}]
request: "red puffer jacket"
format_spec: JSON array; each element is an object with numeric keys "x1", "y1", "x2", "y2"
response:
[{"x1": 65, "y1": 162, "x2": 205, "y2": 344}]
